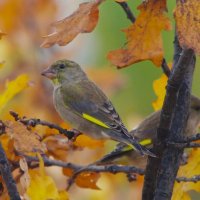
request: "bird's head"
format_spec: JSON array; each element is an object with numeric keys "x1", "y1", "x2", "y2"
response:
[{"x1": 41, "y1": 59, "x2": 86, "y2": 85}]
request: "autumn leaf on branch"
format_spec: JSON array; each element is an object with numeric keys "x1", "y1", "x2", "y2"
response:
[
  {"x1": 107, "y1": 0, "x2": 171, "y2": 68},
  {"x1": 172, "y1": 149, "x2": 200, "y2": 200},
  {"x1": 26, "y1": 154, "x2": 69, "y2": 200},
  {"x1": 174, "y1": 0, "x2": 200, "y2": 55},
  {"x1": 41, "y1": 0, "x2": 104, "y2": 48},
  {"x1": 63, "y1": 168, "x2": 100, "y2": 190},
  {"x1": 152, "y1": 63, "x2": 172, "y2": 111}
]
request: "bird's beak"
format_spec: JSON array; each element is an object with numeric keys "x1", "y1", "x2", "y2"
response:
[{"x1": 41, "y1": 67, "x2": 56, "y2": 79}]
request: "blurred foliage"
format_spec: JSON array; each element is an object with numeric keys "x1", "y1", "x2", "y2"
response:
[{"x1": 0, "y1": 0, "x2": 200, "y2": 200}]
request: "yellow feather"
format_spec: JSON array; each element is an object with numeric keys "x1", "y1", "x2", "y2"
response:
[
  {"x1": 139, "y1": 138, "x2": 152, "y2": 146},
  {"x1": 123, "y1": 138, "x2": 152, "y2": 151},
  {"x1": 82, "y1": 113, "x2": 109, "y2": 128}
]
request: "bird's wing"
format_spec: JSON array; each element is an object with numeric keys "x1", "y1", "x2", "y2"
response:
[{"x1": 60, "y1": 80, "x2": 130, "y2": 136}]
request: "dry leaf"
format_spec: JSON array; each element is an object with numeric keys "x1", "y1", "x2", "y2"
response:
[
  {"x1": 5, "y1": 121, "x2": 46, "y2": 155},
  {"x1": 172, "y1": 149, "x2": 200, "y2": 200},
  {"x1": 108, "y1": 0, "x2": 171, "y2": 68},
  {"x1": 41, "y1": 0, "x2": 104, "y2": 48},
  {"x1": 44, "y1": 135, "x2": 70, "y2": 161},
  {"x1": 74, "y1": 134, "x2": 105, "y2": 149},
  {"x1": 26, "y1": 154, "x2": 69, "y2": 200},
  {"x1": 63, "y1": 168, "x2": 100, "y2": 189},
  {"x1": 174, "y1": 0, "x2": 200, "y2": 54},
  {"x1": 0, "y1": 74, "x2": 29, "y2": 112}
]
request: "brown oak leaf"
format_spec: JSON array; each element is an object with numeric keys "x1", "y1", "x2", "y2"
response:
[
  {"x1": 107, "y1": 0, "x2": 171, "y2": 68},
  {"x1": 41, "y1": 0, "x2": 104, "y2": 48}
]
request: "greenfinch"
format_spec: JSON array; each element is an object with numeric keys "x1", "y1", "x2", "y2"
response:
[{"x1": 41, "y1": 59, "x2": 154, "y2": 156}]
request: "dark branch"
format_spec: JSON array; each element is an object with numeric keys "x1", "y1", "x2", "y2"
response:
[
  {"x1": 10, "y1": 111, "x2": 79, "y2": 139},
  {"x1": 176, "y1": 175, "x2": 200, "y2": 183},
  {"x1": 161, "y1": 59, "x2": 171, "y2": 77},
  {"x1": 182, "y1": 133, "x2": 200, "y2": 143},
  {"x1": 142, "y1": 43, "x2": 195, "y2": 200},
  {"x1": 23, "y1": 155, "x2": 200, "y2": 186},
  {"x1": 116, "y1": 2, "x2": 135, "y2": 23},
  {"x1": 0, "y1": 143, "x2": 21, "y2": 200}
]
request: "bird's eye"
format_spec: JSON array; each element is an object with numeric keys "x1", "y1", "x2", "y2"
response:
[{"x1": 59, "y1": 64, "x2": 65, "y2": 69}]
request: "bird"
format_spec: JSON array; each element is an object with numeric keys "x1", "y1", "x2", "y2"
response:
[
  {"x1": 41, "y1": 59, "x2": 154, "y2": 157},
  {"x1": 98, "y1": 95, "x2": 200, "y2": 167}
]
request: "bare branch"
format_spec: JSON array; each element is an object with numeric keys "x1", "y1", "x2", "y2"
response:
[
  {"x1": 10, "y1": 111, "x2": 80, "y2": 139},
  {"x1": 176, "y1": 175, "x2": 200, "y2": 183},
  {"x1": 0, "y1": 143, "x2": 21, "y2": 200},
  {"x1": 161, "y1": 59, "x2": 171, "y2": 77},
  {"x1": 116, "y1": 2, "x2": 135, "y2": 23}
]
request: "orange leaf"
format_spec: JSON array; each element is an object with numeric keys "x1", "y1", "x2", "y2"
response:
[
  {"x1": 172, "y1": 149, "x2": 200, "y2": 200},
  {"x1": 74, "y1": 134, "x2": 105, "y2": 149},
  {"x1": 174, "y1": 0, "x2": 200, "y2": 55},
  {"x1": 41, "y1": 0, "x2": 104, "y2": 48},
  {"x1": 63, "y1": 168, "x2": 100, "y2": 189},
  {"x1": 0, "y1": 135, "x2": 20, "y2": 162},
  {"x1": 76, "y1": 172, "x2": 100, "y2": 189},
  {"x1": 107, "y1": 0, "x2": 171, "y2": 68}
]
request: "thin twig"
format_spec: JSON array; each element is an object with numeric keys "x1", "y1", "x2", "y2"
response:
[
  {"x1": 116, "y1": 2, "x2": 136, "y2": 23},
  {"x1": 10, "y1": 111, "x2": 80, "y2": 139},
  {"x1": 0, "y1": 143, "x2": 21, "y2": 200},
  {"x1": 161, "y1": 58, "x2": 171, "y2": 77},
  {"x1": 176, "y1": 175, "x2": 200, "y2": 183},
  {"x1": 182, "y1": 133, "x2": 200, "y2": 143},
  {"x1": 23, "y1": 155, "x2": 200, "y2": 186}
]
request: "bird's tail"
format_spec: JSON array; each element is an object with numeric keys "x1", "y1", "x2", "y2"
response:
[
  {"x1": 128, "y1": 137, "x2": 156, "y2": 157},
  {"x1": 95, "y1": 139, "x2": 155, "y2": 165}
]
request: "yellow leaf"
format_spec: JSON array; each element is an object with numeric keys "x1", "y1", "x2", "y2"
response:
[
  {"x1": 0, "y1": 74, "x2": 29, "y2": 112},
  {"x1": 108, "y1": 0, "x2": 171, "y2": 68},
  {"x1": 74, "y1": 134, "x2": 105, "y2": 149},
  {"x1": 174, "y1": 0, "x2": 200, "y2": 55},
  {"x1": 172, "y1": 149, "x2": 200, "y2": 200},
  {"x1": 152, "y1": 74, "x2": 168, "y2": 111},
  {"x1": 27, "y1": 154, "x2": 69, "y2": 200},
  {"x1": 152, "y1": 63, "x2": 172, "y2": 110}
]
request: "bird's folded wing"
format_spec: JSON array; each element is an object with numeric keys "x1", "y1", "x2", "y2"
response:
[{"x1": 60, "y1": 81, "x2": 127, "y2": 133}]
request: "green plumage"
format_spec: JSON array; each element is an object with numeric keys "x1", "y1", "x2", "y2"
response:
[{"x1": 42, "y1": 59, "x2": 154, "y2": 156}]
